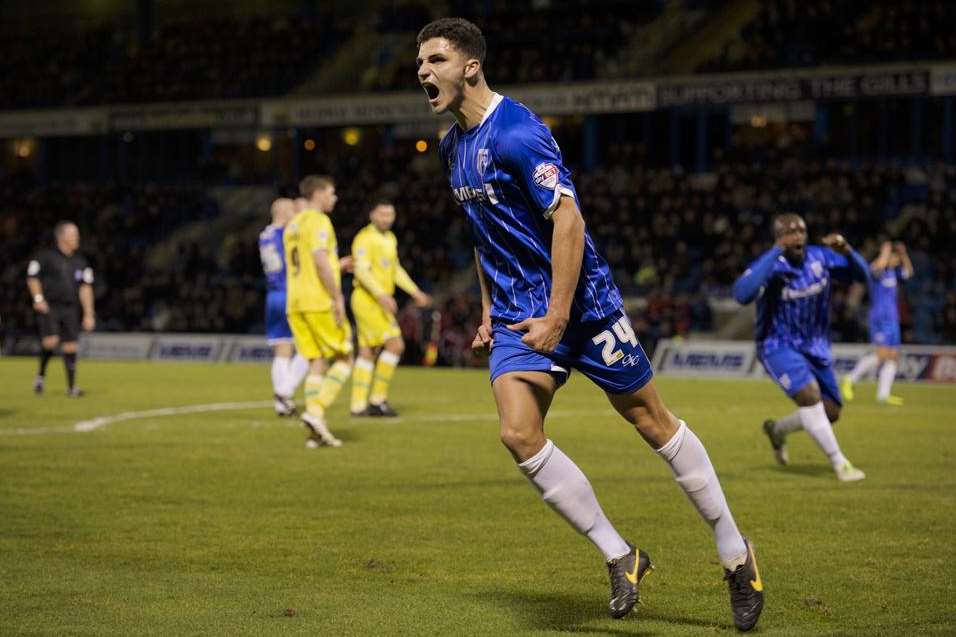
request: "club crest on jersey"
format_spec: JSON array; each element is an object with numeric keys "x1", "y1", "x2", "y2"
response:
[
  {"x1": 810, "y1": 260, "x2": 823, "y2": 277},
  {"x1": 532, "y1": 163, "x2": 559, "y2": 190},
  {"x1": 477, "y1": 148, "x2": 490, "y2": 174}
]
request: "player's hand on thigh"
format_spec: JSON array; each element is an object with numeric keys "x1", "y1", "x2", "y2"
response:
[
  {"x1": 82, "y1": 314, "x2": 95, "y2": 331},
  {"x1": 507, "y1": 314, "x2": 568, "y2": 353},
  {"x1": 472, "y1": 322, "x2": 493, "y2": 352}
]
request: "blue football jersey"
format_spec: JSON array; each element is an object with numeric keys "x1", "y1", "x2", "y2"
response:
[
  {"x1": 868, "y1": 267, "x2": 903, "y2": 324},
  {"x1": 733, "y1": 245, "x2": 869, "y2": 359},
  {"x1": 438, "y1": 94, "x2": 623, "y2": 324},
  {"x1": 259, "y1": 224, "x2": 286, "y2": 292}
]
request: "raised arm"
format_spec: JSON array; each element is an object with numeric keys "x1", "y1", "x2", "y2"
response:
[
  {"x1": 870, "y1": 241, "x2": 893, "y2": 274},
  {"x1": 732, "y1": 247, "x2": 782, "y2": 305},
  {"x1": 896, "y1": 242, "x2": 914, "y2": 279}
]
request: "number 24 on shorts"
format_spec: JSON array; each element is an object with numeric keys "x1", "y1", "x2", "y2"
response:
[{"x1": 592, "y1": 316, "x2": 638, "y2": 365}]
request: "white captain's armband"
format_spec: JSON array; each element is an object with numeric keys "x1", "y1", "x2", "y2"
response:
[
  {"x1": 27, "y1": 260, "x2": 41, "y2": 276},
  {"x1": 82, "y1": 267, "x2": 95, "y2": 284}
]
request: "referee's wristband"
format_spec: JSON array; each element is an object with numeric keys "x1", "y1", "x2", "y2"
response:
[{"x1": 33, "y1": 294, "x2": 44, "y2": 304}]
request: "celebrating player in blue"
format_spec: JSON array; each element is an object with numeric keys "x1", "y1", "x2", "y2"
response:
[
  {"x1": 733, "y1": 214, "x2": 869, "y2": 482},
  {"x1": 417, "y1": 18, "x2": 762, "y2": 630},
  {"x1": 259, "y1": 197, "x2": 309, "y2": 416},
  {"x1": 841, "y1": 241, "x2": 913, "y2": 406}
]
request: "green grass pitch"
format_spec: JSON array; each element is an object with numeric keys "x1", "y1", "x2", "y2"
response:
[{"x1": 1, "y1": 357, "x2": 954, "y2": 636}]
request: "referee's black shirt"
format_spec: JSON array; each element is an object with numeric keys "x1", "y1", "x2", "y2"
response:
[{"x1": 27, "y1": 249, "x2": 94, "y2": 305}]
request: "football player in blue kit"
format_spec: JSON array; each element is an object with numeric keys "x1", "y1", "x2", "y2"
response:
[
  {"x1": 841, "y1": 241, "x2": 913, "y2": 405},
  {"x1": 416, "y1": 18, "x2": 762, "y2": 630},
  {"x1": 259, "y1": 197, "x2": 310, "y2": 416},
  {"x1": 733, "y1": 214, "x2": 869, "y2": 482}
]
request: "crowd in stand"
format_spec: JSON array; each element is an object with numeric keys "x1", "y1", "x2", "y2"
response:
[
  {"x1": 367, "y1": 0, "x2": 660, "y2": 92},
  {"x1": 4, "y1": 138, "x2": 954, "y2": 364},
  {"x1": 701, "y1": 0, "x2": 956, "y2": 73},
  {"x1": 0, "y1": 13, "x2": 351, "y2": 109}
]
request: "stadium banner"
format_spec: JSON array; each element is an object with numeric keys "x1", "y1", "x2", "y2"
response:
[
  {"x1": 930, "y1": 64, "x2": 956, "y2": 96},
  {"x1": 652, "y1": 340, "x2": 755, "y2": 376},
  {"x1": 653, "y1": 339, "x2": 956, "y2": 383},
  {"x1": 658, "y1": 67, "x2": 931, "y2": 107},
  {"x1": 149, "y1": 335, "x2": 225, "y2": 362},
  {"x1": 0, "y1": 108, "x2": 108, "y2": 138},
  {"x1": 262, "y1": 81, "x2": 656, "y2": 127},
  {"x1": 78, "y1": 333, "x2": 154, "y2": 361},
  {"x1": 109, "y1": 102, "x2": 258, "y2": 131},
  {"x1": 224, "y1": 336, "x2": 273, "y2": 363}
]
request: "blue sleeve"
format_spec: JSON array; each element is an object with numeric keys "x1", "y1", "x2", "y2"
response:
[
  {"x1": 825, "y1": 247, "x2": 869, "y2": 283},
  {"x1": 733, "y1": 247, "x2": 783, "y2": 304},
  {"x1": 495, "y1": 116, "x2": 577, "y2": 219}
]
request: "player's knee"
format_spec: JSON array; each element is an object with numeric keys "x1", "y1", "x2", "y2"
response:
[
  {"x1": 386, "y1": 337, "x2": 405, "y2": 355},
  {"x1": 825, "y1": 404, "x2": 841, "y2": 424},
  {"x1": 499, "y1": 423, "x2": 544, "y2": 457},
  {"x1": 61, "y1": 342, "x2": 78, "y2": 354},
  {"x1": 41, "y1": 337, "x2": 59, "y2": 350}
]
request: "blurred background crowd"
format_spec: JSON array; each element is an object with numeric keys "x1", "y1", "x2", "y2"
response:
[{"x1": 2, "y1": 0, "x2": 954, "y2": 364}]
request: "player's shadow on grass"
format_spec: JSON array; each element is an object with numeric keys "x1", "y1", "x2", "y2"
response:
[
  {"x1": 477, "y1": 589, "x2": 731, "y2": 635},
  {"x1": 0, "y1": 409, "x2": 15, "y2": 419}
]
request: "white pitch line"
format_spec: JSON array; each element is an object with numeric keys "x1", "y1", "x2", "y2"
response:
[
  {"x1": 73, "y1": 401, "x2": 273, "y2": 432},
  {"x1": 0, "y1": 403, "x2": 620, "y2": 438}
]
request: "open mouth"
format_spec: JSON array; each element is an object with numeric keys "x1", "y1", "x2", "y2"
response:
[{"x1": 422, "y1": 82, "x2": 440, "y2": 102}]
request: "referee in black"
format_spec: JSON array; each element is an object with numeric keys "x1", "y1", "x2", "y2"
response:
[{"x1": 26, "y1": 221, "x2": 96, "y2": 397}]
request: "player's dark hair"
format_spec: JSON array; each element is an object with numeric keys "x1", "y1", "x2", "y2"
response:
[
  {"x1": 370, "y1": 198, "x2": 394, "y2": 211},
  {"x1": 299, "y1": 175, "x2": 334, "y2": 198},
  {"x1": 53, "y1": 220, "x2": 76, "y2": 238},
  {"x1": 417, "y1": 18, "x2": 486, "y2": 64}
]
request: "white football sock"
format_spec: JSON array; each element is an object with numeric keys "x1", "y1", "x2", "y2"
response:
[
  {"x1": 798, "y1": 402, "x2": 848, "y2": 469},
  {"x1": 877, "y1": 360, "x2": 898, "y2": 401},
  {"x1": 518, "y1": 439, "x2": 631, "y2": 562},
  {"x1": 848, "y1": 353, "x2": 880, "y2": 383},
  {"x1": 773, "y1": 410, "x2": 803, "y2": 437},
  {"x1": 283, "y1": 354, "x2": 310, "y2": 397},
  {"x1": 271, "y1": 357, "x2": 288, "y2": 396},
  {"x1": 656, "y1": 421, "x2": 747, "y2": 570}
]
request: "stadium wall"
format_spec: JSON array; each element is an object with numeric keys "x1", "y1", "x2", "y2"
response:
[
  {"x1": 8, "y1": 333, "x2": 956, "y2": 384},
  {"x1": 652, "y1": 339, "x2": 956, "y2": 384}
]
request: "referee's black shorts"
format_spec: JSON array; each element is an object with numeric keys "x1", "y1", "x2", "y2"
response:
[{"x1": 36, "y1": 304, "x2": 80, "y2": 342}]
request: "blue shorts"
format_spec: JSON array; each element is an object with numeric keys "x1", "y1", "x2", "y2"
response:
[
  {"x1": 489, "y1": 310, "x2": 653, "y2": 395},
  {"x1": 759, "y1": 346, "x2": 842, "y2": 406},
  {"x1": 265, "y1": 290, "x2": 293, "y2": 344},
  {"x1": 869, "y1": 318, "x2": 901, "y2": 347}
]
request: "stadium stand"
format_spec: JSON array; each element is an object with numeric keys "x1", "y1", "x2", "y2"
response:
[{"x1": 700, "y1": 0, "x2": 956, "y2": 73}]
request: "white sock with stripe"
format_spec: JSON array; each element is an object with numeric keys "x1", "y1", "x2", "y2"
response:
[{"x1": 518, "y1": 439, "x2": 630, "y2": 562}]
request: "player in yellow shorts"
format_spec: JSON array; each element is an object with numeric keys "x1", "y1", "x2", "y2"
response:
[
  {"x1": 284, "y1": 174, "x2": 353, "y2": 448},
  {"x1": 349, "y1": 199, "x2": 431, "y2": 417}
]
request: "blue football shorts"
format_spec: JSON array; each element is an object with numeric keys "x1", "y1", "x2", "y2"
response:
[
  {"x1": 759, "y1": 346, "x2": 842, "y2": 406},
  {"x1": 265, "y1": 290, "x2": 293, "y2": 344},
  {"x1": 489, "y1": 309, "x2": 653, "y2": 395},
  {"x1": 869, "y1": 317, "x2": 901, "y2": 347}
]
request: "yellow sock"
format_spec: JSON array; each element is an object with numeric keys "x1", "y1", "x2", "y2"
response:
[
  {"x1": 317, "y1": 360, "x2": 352, "y2": 410},
  {"x1": 369, "y1": 351, "x2": 400, "y2": 405},
  {"x1": 350, "y1": 358, "x2": 374, "y2": 413},
  {"x1": 305, "y1": 374, "x2": 325, "y2": 417}
]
